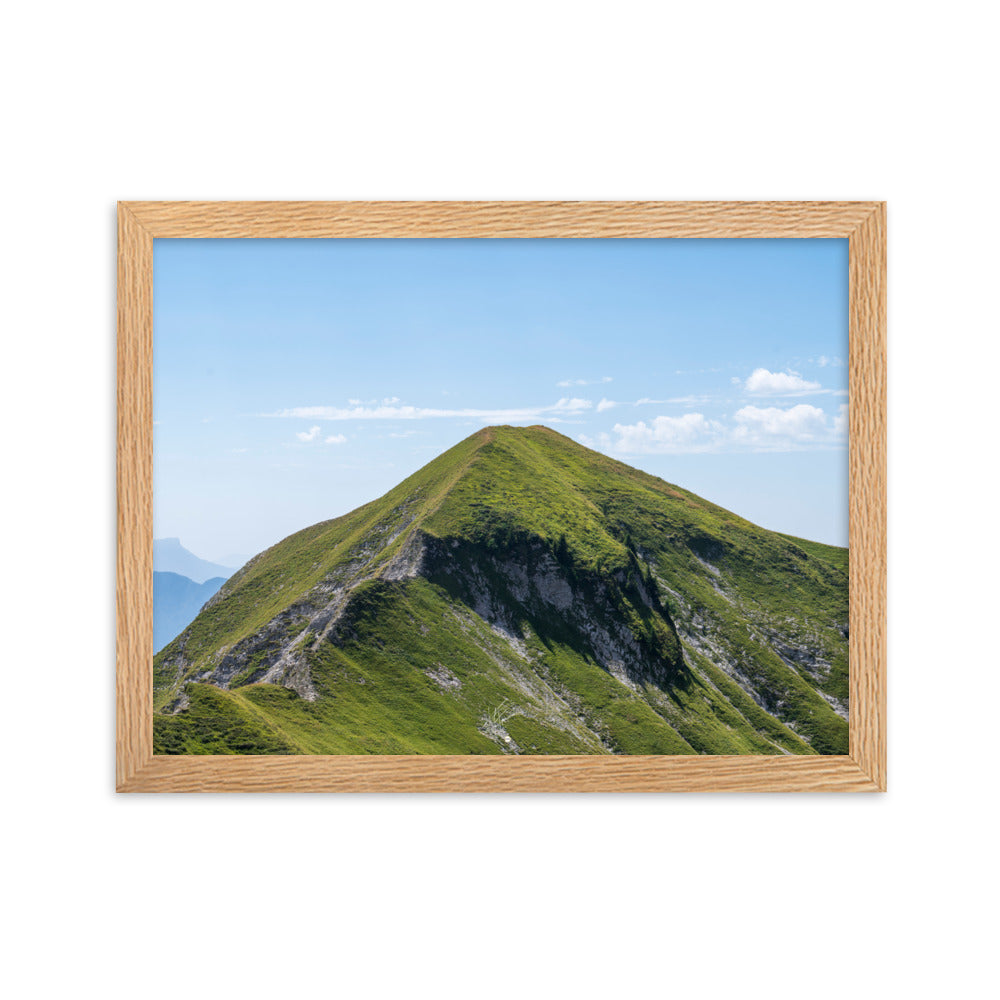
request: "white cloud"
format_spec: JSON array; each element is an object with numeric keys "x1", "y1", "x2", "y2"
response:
[
  {"x1": 551, "y1": 397, "x2": 592, "y2": 412},
  {"x1": 594, "y1": 402, "x2": 846, "y2": 455},
  {"x1": 833, "y1": 403, "x2": 848, "y2": 436},
  {"x1": 610, "y1": 413, "x2": 725, "y2": 454},
  {"x1": 270, "y1": 398, "x2": 592, "y2": 423},
  {"x1": 382, "y1": 397, "x2": 400, "y2": 405},
  {"x1": 635, "y1": 395, "x2": 715, "y2": 407},
  {"x1": 296, "y1": 425, "x2": 321, "y2": 442},
  {"x1": 731, "y1": 404, "x2": 828, "y2": 447},
  {"x1": 557, "y1": 376, "x2": 612, "y2": 387},
  {"x1": 596, "y1": 398, "x2": 616, "y2": 412},
  {"x1": 743, "y1": 368, "x2": 822, "y2": 395},
  {"x1": 324, "y1": 433, "x2": 347, "y2": 445},
  {"x1": 666, "y1": 395, "x2": 714, "y2": 407}
]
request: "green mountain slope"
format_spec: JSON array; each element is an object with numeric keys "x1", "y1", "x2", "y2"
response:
[{"x1": 154, "y1": 425, "x2": 848, "y2": 755}]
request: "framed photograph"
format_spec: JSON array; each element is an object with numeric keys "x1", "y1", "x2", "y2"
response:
[{"x1": 117, "y1": 201, "x2": 885, "y2": 792}]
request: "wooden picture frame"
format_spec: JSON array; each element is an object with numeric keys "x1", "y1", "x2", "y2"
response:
[{"x1": 117, "y1": 201, "x2": 886, "y2": 792}]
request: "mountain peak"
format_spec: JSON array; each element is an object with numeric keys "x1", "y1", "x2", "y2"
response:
[
  {"x1": 469, "y1": 422, "x2": 572, "y2": 440},
  {"x1": 154, "y1": 429, "x2": 849, "y2": 757},
  {"x1": 459, "y1": 423, "x2": 560, "y2": 450}
]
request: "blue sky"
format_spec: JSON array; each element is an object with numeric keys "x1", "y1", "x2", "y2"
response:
[{"x1": 154, "y1": 238, "x2": 848, "y2": 562}]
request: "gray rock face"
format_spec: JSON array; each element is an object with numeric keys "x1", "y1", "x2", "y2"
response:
[
  {"x1": 422, "y1": 535, "x2": 684, "y2": 691},
  {"x1": 656, "y1": 564, "x2": 849, "y2": 734},
  {"x1": 184, "y1": 521, "x2": 430, "y2": 701},
  {"x1": 162, "y1": 522, "x2": 686, "y2": 709}
]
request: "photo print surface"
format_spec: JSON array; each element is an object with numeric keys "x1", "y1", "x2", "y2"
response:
[{"x1": 152, "y1": 237, "x2": 849, "y2": 755}]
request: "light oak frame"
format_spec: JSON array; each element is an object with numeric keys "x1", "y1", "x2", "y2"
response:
[{"x1": 117, "y1": 201, "x2": 886, "y2": 792}]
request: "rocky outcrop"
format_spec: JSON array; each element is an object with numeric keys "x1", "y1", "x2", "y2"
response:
[
  {"x1": 422, "y1": 534, "x2": 685, "y2": 691},
  {"x1": 163, "y1": 518, "x2": 429, "y2": 703},
  {"x1": 163, "y1": 524, "x2": 687, "y2": 707}
]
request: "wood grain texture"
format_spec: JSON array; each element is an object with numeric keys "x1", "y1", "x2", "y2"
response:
[
  {"x1": 116, "y1": 200, "x2": 887, "y2": 792},
  {"x1": 121, "y1": 754, "x2": 878, "y2": 793},
  {"x1": 116, "y1": 205, "x2": 154, "y2": 787},
  {"x1": 122, "y1": 200, "x2": 878, "y2": 239},
  {"x1": 848, "y1": 204, "x2": 888, "y2": 790}
]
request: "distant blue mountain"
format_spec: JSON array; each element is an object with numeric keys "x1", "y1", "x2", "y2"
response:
[
  {"x1": 154, "y1": 572, "x2": 228, "y2": 652},
  {"x1": 154, "y1": 538, "x2": 234, "y2": 584}
]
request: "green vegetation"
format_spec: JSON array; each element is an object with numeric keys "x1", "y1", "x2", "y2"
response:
[
  {"x1": 153, "y1": 684, "x2": 300, "y2": 755},
  {"x1": 154, "y1": 425, "x2": 849, "y2": 756}
]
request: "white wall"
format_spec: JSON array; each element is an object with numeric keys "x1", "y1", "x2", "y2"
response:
[{"x1": 4, "y1": 3, "x2": 996, "y2": 997}]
